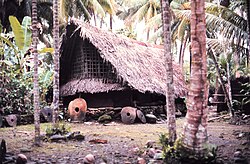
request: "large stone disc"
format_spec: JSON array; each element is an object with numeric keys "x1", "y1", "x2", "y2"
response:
[
  {"x1": 5, "y1": 114, "x2": 17, "y2": 127},
  {"x1": 68, "y1": 98, "x2": 87, "y2": 122},
  {"x1": 121, "y1": 107, "x2": 137, "y2": 124},
  {"x1": 136, "y1": 110, "x2": 146, "y2": 123},
  {"x1": 41, "y1": 106, "x2": 52, "y2": 122}
]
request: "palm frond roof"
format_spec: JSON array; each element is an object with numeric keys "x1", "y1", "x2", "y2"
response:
[{"x1": 60, "y1": 18, "x2": 187, "y2": 97}]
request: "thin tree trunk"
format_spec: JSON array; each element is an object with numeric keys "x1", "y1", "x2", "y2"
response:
[
  {"x1": 100, "y1": 18, "x2": 103, "y2": 28},
  {"x1": 146, "y1": 28, "x2": 150, "y2": 41},
  {"x1": 179, "y1": 30, "x2": 188, "y2": 73},
  {"x1": 32, "y1": 0, "x2": 40, "y2": 146},
  {"x1": 227, "y1": 63, "x2": 233, "y2": 108},
  {"x1": 110, "y1": 14, "x2": 113, "y2": 31},
  {"x1": 179, "y1": 38, "x2": 184, "y2": 64},
  {"x1": 93, "y1": 13, "x2": 97, "y2": 26},
  {"x1": 214, "y1": 75, "x2": 219, "y2": 102},
  {"x1": 226, "y1": 62, "x2": 233, "y2": 114},
  {"x1": 210, "y1": 52, "x2": 234, "y2": 116},
  {"x1": 161, "y1": 0, "x2": 176, "y2": 145},
  {"x1": 183, "y1": 0, "x2": 208, "y2": 152},
  {"x1": 52, "y1": 0, "x2": 60, "y2": 125}
]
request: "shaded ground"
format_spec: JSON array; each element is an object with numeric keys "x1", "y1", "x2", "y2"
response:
[{"x1": 0, "y1": 116, "x2": 250, "y2": 164}]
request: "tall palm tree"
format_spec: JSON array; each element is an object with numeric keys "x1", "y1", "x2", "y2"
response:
[
  {"x1": 160, "y1": 0, "x2": 176, "y2": 144},
  {"x1": 52, "y1": 0, "x2": 59, "y2": 125},
  {"x1": 182, "y1": 0, "x2": 208, "y2": 151},
  {"x1": 32, "y1": 0, "x2": 41, "y2": 146}
]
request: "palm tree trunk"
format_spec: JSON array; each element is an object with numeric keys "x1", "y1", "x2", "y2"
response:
[
  {"x1": 52, "y1": 0, "x2": 60, "y2": 125},
  {"x1": 183, "y1": 0, "x2": 208, "y2": 152},
  {"x1": 161, "y1": 0, "x2": 176, "y2": 145},
  {"x1": 32, "y1": 0, "x2": 40, "y2": 146}
]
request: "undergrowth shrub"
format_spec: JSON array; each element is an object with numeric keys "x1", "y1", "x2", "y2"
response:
[
  {"x1": 45, "y1": 122, "x2": 71, "y2": 137},
  {"x1": 159, "y1": 133, "x2": 218, "y2": 164}
]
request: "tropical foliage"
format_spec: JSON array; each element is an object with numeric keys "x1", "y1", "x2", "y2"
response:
[{"x1": 0, "y1": 16, "x2": 53, "y2": 115}]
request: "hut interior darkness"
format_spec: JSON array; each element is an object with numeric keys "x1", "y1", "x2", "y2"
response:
[{"x1": 60, "y1": 19, "x2": 187, "y2": 109}]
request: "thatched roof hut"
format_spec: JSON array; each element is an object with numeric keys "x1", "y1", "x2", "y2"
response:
[{"x1": 60, "y1": 19, "x2": 187, "y2": 101}]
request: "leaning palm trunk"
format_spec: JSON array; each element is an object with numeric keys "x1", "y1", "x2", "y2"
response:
[
  {"x1": 179, "y1": 30, "x2": 188, "y2": 74},
  {"x1": 183, "y1": 0, "x2": 208, "y2": 151},
  {"x1": 32, "y1": 0, "x2": 40, "y2": 146},
  {"x1": 161, "y1": 0, "x2": 176, "y2": 144},
  {"x1": 52, "y1": 0, "x2": 60, "y2": 125},
  {"x1": 226, "y1": 62, "x2": 233, "y2": 115},
  {"x1": 210, "y1": 52, "x2": 234, "y2": 116}
]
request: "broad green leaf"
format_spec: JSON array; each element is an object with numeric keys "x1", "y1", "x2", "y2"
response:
[
  {"x1": 38, "y1": 48, "x2": 54, "y2": 54},
  {"x1": 21, "y1": 16, "x2": 32, "y2": 52},
  {"x1": 9, "y1": 16, "x2": 25, "y2": 51}
]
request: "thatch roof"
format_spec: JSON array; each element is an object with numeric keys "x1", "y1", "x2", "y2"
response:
[{"x1": 60, "y1": 18, "x2": 187, "y2": 97}]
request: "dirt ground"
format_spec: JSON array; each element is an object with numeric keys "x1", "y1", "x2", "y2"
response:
[{"x1": 1, "y1": 115, "x2": 250, "y2": 164}]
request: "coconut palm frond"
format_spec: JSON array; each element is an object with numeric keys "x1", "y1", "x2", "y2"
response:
[
  {"x1": 88, "y1": 0, "x2": 106, "y2": 18},
  {"x1": 130, "y1": 3, "x2": 150, "y2": 23},
  {"x1": 173, "y1": 8, "x2": 247, "y2": 47},
  {"x1": 172, "y1": 9, "x2": 191, "y2": 20},
  {"x1": 99, "y1": 0, "x2": 115, "y2": 14},
  {"x1": 207, "y1": 38, "x2": 248, "y2": 56},
  {"x1": 146, "y1": 3, "x2": 154, "y2": 22},
  {"x1": 117, "y1": 5, "x2": 140, "y2": 20},
  {"x1": 144, "y1": 13, "x2": 161, "y2": 31},
  {"x1": 206, "y1": 13, "x2": 248, "y2": 46},
  {"x1": 59, "y1": 0, "x2": 67, "y2": 21},
  {"x1": 205, "y1": 3, "x2": 247, "y2": 31},
  {"x1": 207, "y1": 38, "x2": 225, "y2": 55},
  {"x1": 76, "y1": 0, "x2": 91, "y2": 20},
  {"x1": 176, "y1": 2, "x2": 247, "y2": 31},
  {"x1": 229, "y1": 0, "x2": 246, "y2": 10},
  {"x1": 120, "y1": 0, "x2": 148, "y2": 8},
  {"x1": 177, "y1": 17, "x2": 189, "y2": 40}
]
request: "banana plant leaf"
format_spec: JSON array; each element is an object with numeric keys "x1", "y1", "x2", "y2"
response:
[
  {"x1": 9, "y1": 16, "x2": 25, "y2": 51},
  {"x1": 21, "y1": 16, "x2": 32, "y2": 53}
]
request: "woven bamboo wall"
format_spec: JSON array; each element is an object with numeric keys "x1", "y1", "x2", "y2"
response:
[{"x1": 70, "y1": 40, "x2": 122, "y2": 83}]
